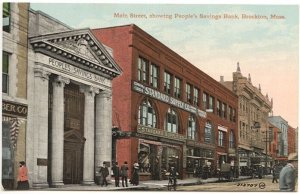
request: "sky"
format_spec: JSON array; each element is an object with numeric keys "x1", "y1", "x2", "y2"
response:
[{"x1": 30, "y1": 2, "x2": 299, "y2": 128}]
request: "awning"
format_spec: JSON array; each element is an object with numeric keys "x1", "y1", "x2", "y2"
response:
[
  {"x1": 217, "y1": 152, "x2": 227, "y2": 156},
  {"x1": 187, "y1": 155, "x2": 202, "y2": 159}
]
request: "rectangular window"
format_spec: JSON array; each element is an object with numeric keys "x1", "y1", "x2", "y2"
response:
[
  {"x1": 2, "y1": 52, "x2": 9, "y2": 93},
  {"x1": 205, "y1": 127, "x2": 211, "y2": 143},
  {"x1": 221, "y1": 103, "x2": 226, "y2": 118},
  {"x1": 186, "y1": 83, "x2": 192, "y2": 103},
  {"x1": 164, "y1": 71, "x2": 172, "y2": 94},
  {"x1": 3, "y1": 3, "x2": 10, "y2": 32},
  {"x1": 209, "y1": 96, "x2": 214, "y2": 111},
  {"x1": 228, "y1": 106, "x2": 233, "y2": 121},
  {"x1": 233, "y1": 109, "x2": 236, "y2": 122},
  {"x1": 202, "y1": 92, "x2": 207, "y2": 110},
  {"x1": 174, "y1": 77, "x2": 181, "y2": 98},
  {"x1": 218, "y1": 131, "x2": 225, "y2": 147},
  {"x1": 150, "y1": 63, "x2": 159, "y2": 88},
  {"x1": 193, "y1": 88, "x2": 199, "y2": 106},
  {"x1": 137, "y1": 57, "x2": 148, "y2": 83},
  {"x1": 217, "y1": 100, "x2": 221, "y2": 117}
]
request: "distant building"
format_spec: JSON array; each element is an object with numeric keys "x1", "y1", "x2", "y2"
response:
[
  {"x1": 287, "y1": 125, "x2": 296, "y2": 154},
  {"x1": 268, "y1": 116, "x2": 289, "y2": 160},
  {"x1": 221, "y1": 63, "x2": 273, "y2": 169},
  {"x1": 2, "y1": 3, "x2": 29, "y2": 190},
  {"x1": 268, "y1": 123, "x2": 280, "y2": 163},
  {"x1": 93, "y1": 24, "x2": 238, "y2": 180}
]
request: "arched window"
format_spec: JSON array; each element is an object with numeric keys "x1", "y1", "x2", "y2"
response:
[
  {"x1": 187, "y1": 115, "x2": 196, "y2": 140},
  {"x1": 204, "y1": 121, "x2": 213, "y2": 144},
  {"x1": 165, "y1": 108, "x2": 178, "y2": 133},
  {"x1": 138, "y1": 99, "x2": 157, "y2": 128},
  {"x1": 229, "y1": 130, "x2": 235, "y2": 148}
]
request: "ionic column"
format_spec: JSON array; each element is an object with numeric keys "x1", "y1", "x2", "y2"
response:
[
  {"x1": 51, "y1": 76, "x2": 70, "y2": 187},
  {"x1": 95, "y1": 90, "x2": 112, "y2": 172},
  {"x1": 80, "y1": 85, "x2": 99, "y2": 185},
  {"x1": 32, "y1": 65, "x2": 51, "y2": 188}
]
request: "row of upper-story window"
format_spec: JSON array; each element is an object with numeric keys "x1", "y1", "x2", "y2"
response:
[
  {"x1": 137, "y1": 56, "x2": 237, "y2": 122},
  {"x1": 138, "y1": 98, "x2": 236, "y2": 148}
]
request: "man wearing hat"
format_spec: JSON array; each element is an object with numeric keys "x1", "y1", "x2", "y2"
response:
[{"x1": 279, "y1": 153, "x2": 298, "y2": 191}]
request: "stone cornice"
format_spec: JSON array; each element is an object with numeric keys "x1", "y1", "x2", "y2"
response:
[{"x1": 30, "y1": 29, "x2": 122, "y2": 80}]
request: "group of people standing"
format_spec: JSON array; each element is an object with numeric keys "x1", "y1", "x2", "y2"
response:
[{"x1": 111, "y1": 161, "x2": 140, "y2": 187}]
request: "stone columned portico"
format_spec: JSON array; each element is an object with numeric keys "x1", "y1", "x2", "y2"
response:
[{"x1": 27, "y1": 29, "x2": 122, "y2": 188}]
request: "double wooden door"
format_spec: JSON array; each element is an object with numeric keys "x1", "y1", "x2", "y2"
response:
[
  {"x1": 63, "y1": 83, "x2": 85, "y2": 184},
  {"x1": 63, "y1": 139, "x2": 83, "y2": 184}
]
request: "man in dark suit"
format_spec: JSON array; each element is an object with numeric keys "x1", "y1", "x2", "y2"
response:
[{"x1": 112, "y1": 161, "x2": 120, "y2": 187}]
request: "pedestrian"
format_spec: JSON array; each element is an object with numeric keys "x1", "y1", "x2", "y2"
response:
[
  {"x1": 120, "y1": 161, "x2": 129, "y2": 187},
  {"x1": 17, "y1": 161, "x2": 29, "y2": 190},
  {"x1": 279, "y1": 153, "x2": 298, "y2": 191},
  {"x1": 131, "y1": 161, "x2": 139, "y2": 186},
  {"x1": 169, "y1": 165, "x2": 178, "y2": 187},
  {"x1": 112, "y1": 161, "x2": 120, "y2": 187},
  {"x1": 272, "y1": 164, "x2": 278, "y2": 183},
  {"x1": 100, "y1": 162, "x2": 109, "y2": 187}
]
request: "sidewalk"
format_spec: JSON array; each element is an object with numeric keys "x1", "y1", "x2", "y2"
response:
[{"x1": 43, "y1": 176, "x2": 252, "y2": 191}]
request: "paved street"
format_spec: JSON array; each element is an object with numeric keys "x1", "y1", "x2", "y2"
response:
[{"x1": 177, "y1": 176, "x2": 297, "y2": 192}]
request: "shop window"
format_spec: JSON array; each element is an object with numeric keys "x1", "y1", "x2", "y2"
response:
[
  {"x1": 150, "y1": 63, "x2": 159, "y2": 88},
  {"x1": 187, "y1": 115, "x2": 196, "y2": 140},
  {"x1": 3, "y1": 3, "x2": 10, "y2": 32},
  {"x1": 2, "y1": 121, "x2": 14, "y2": 183},
  {"x1": 2, "y1": 52, "x2": 9, "y2": 94},
  {"x1": 138, "y1": 143, "x2": 151, "y2": 173},
  {"x1": 165, "y1": 108, "x2": 178, "y2": 133},
  {"x1": 204, "y1": 121, "x2": 213, "y2": 144},
  {"x1": 137, "y1": 57, "x2": 148, "y2": 83},
  {"x1": 138, "y1": 99, "x2": 157, "y2": 128},
  {"x1": 164, "y1": 71, "x2": 172, "y2": 95},
  {"x1": 161, "y1": 147, "x2": 179, "y2": 174},
  {"x1": 174, "y1": 77, "x2": 181, "y2": 99}
]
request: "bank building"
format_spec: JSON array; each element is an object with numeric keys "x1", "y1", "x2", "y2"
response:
[{"x1": 25, "y1": 10, "x2": 122, "y2": 188}]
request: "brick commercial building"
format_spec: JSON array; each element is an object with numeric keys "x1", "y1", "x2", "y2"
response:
[{"x1": 93, "y1": 24, "x2": 238, "y2": 180}]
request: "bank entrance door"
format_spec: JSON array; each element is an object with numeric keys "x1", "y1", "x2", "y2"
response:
[
  {"x1": 63, "y1": 131, "x2": 84, "y2": 184},
  {"x1": 63, "y1": 83, "x2": 85, "y2": 184}
]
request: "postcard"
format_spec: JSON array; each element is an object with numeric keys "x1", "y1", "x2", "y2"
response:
[{"x1": 2, "y1": 1, "x2": 298, "y2": 192}]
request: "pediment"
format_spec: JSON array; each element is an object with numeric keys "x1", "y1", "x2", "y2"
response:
[{"x1": 30, "y1": 29, "x2": 122, "y2": 79}]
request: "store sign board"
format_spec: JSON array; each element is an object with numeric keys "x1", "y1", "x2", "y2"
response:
[
  {"x1": 2, "y1": 100, "x2": 28, "y2": 118},
  {"x1": 137, "y1": 125, "x2": 186, "y2": 142},
  {"x1": 133, "y1": 81, "x2": 206, "y2": 118}
]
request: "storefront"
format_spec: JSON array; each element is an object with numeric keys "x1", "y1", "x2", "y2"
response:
[
  {"x1": 136, "y1": 125, "x2": 185, "y2": 180},
  {"x1": 186, "y1": 140, "x2": 215, "y2": 178},
  {"x1": 2, "y1": 100, "x2": 28, "y2": 190}
]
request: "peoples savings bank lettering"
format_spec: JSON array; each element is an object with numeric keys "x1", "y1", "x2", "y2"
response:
[{"x1": 48, "y1": 58, "x2": 107, "y2": 84}]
